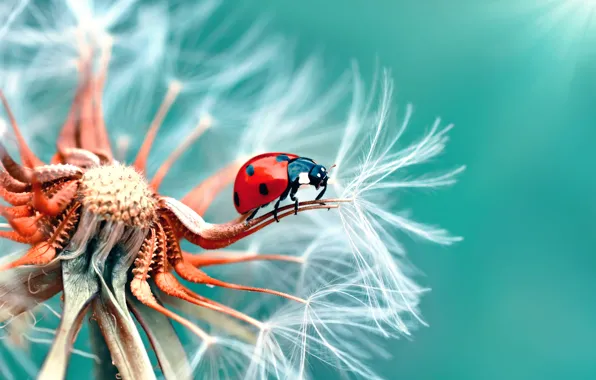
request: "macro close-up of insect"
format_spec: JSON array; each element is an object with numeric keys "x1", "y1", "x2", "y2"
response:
[
  {"x1": 35, "y1": 0, "x2": 596, "y2": 379},
  {"x1": 233, "y1": 153, "x2": 330, "y2": 222},
  {"x1": 3, "y1": 0, "x2": 592, "y2": 379}
]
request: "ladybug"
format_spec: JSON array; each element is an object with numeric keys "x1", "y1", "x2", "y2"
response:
[{"x1": 233, "y1": 152, "x2": 329, "y2": 222}]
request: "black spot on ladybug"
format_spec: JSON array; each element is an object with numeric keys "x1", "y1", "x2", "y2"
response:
[
  {"x1": 276, "y1": 154, "x2": 290, "y2": 162},
  {"x1": 246, "y1": 165, "x2": 255, "y2": 176},
  {"x1": 259, "y1": 183, "x2": 269, "y2": 196},
  {"x1": 234, "y1": 192, "x2": 240, "y2": 207}
]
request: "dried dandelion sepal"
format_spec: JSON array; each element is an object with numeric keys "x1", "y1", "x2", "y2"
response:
[
  {"x1": 37, "y1": 256, "x2": 98, "y2": 380},
  {"x1": 0, "y1": 262, "x2": 62, "y2": 324}
]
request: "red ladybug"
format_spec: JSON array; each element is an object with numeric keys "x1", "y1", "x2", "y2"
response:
[{"x1": 233, "y1": 153, "x2": 329, "y2": 221}]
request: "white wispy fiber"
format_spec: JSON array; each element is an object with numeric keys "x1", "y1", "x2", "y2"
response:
[{"x1": 0, "y1": 0, "x2": 464, "y2": 379}]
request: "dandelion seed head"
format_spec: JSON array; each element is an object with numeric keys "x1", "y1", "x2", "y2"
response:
[
  {"x1": 79, "y1": 164, "x2": 158, "y2": 227},
  {"x1": 0, "y1": 0, "x2": 463, "y2": 378}
]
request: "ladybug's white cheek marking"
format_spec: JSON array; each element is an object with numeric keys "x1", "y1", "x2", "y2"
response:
[{"x1": 298, "y1": 172, "x2": 310, "y2": 185}]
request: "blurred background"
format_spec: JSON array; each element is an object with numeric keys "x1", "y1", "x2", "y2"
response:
[
  {"x1": 3, "y1": 0, "x2": 596, "y2": 379},
  {"x1": 224, "y1": 1, "x2": 594, "y2": 379}
]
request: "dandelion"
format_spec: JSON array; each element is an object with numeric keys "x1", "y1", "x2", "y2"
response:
[{"x1": 0, "y1": 0, "x2": 464, "y2": 379}]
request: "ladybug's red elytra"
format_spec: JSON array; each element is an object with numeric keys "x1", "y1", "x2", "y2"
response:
[{"x1": 233, "y1": 153, "x2": 329, "y2": 222}]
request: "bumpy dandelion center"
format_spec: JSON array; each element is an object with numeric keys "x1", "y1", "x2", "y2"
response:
[{"x1": 79, "y1": 164, "x2": 157, "y2": 228}]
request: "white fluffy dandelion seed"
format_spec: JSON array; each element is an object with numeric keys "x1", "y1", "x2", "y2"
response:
[
  {"x1": 0, "y1": 0, "x2": 463, "y2": 379},
  {"x1": 176, "y1": 64, "x2": 464, "y2": 378}
]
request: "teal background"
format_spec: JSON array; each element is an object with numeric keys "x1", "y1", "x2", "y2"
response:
[
  {"x1": 225, "y1": 1, "x2": 595, "y2": 379},
  {"x1": 3, "y1": 0, "x2": 595, "y2": 379}
]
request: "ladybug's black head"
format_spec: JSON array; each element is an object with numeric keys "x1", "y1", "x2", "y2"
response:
[{"x1": 308, "y1": 164, "x2": 328, "y2": 189}]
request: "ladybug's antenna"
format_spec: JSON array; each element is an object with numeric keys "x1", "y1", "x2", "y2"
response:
[{"x1": 326, "y1": 163, "x2": 337, "y2": 185}]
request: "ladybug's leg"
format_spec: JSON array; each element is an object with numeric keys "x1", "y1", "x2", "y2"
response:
[
  {"x1": 272, "y1": 199, "x2": 282, "y2": 222},
  {"x1": 289, "y1": 192, "x2": 299, "y2": 215},
  {"x1": 315, "y1": 184, "x2": 327, "y2": 202},
  {"x1": 245, "y1": 207, "x2": 260, "y2": 222},
  {"x1": 288, "y1": 181, "x2": 302, "y2": 215},
  {"x1": 273, "y1": 187, "x2": 292, "y2": 222},
  {"x1": 290, "y1": 195, "x2": 298, "y2": 215}
]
